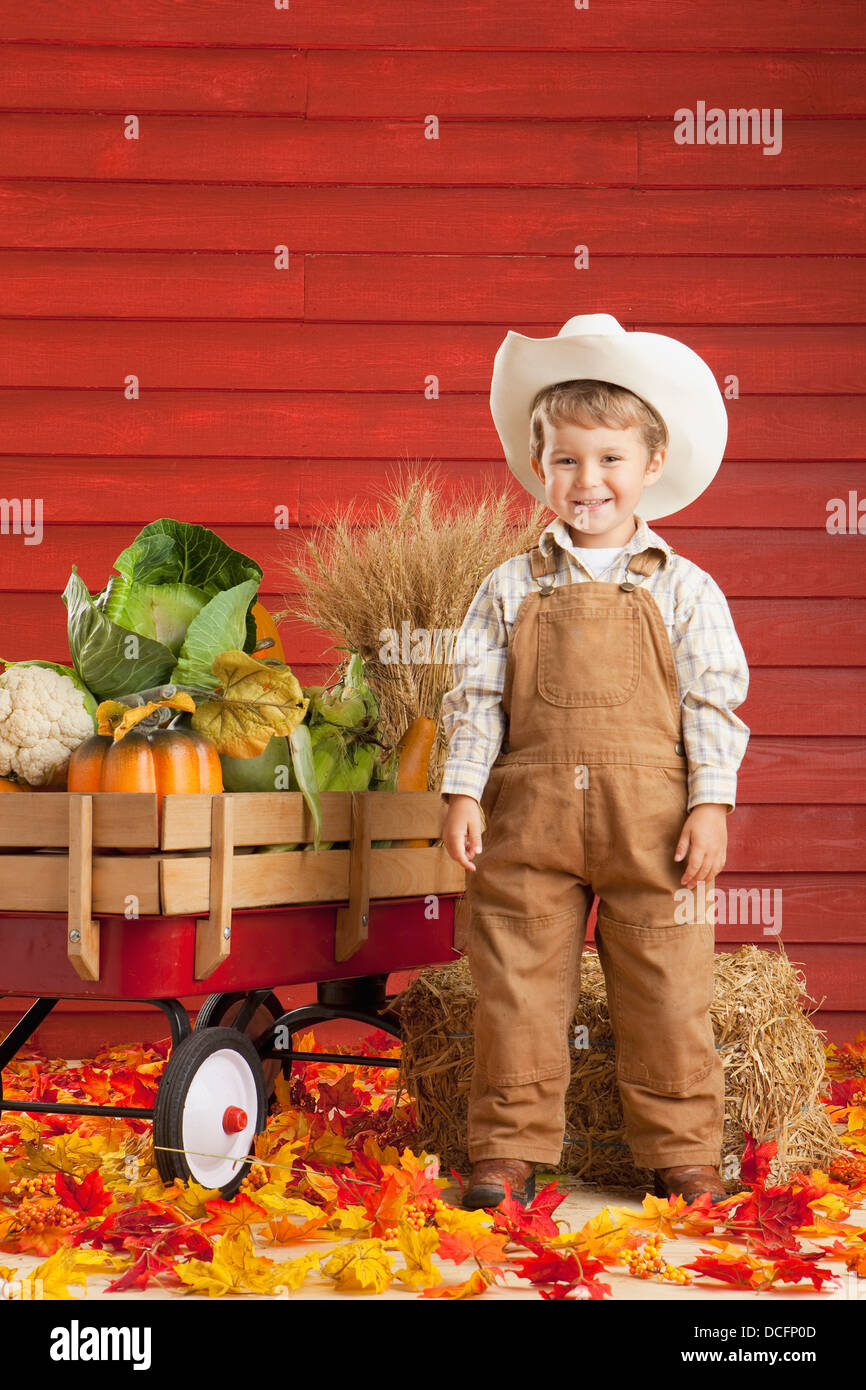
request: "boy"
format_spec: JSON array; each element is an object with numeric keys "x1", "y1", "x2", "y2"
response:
[{"x1": 440, "y1": 313, "x2": 750, "y2": 1211}]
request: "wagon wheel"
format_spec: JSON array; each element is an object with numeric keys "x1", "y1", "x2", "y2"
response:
[
  {"x1": 153, "y1": 1028, "x2": 266, "y2": 1200},
  {"x1": 193, "y1": 990, "x2": 284, "y2": 1101}
]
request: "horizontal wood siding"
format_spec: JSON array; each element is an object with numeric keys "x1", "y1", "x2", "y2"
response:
[{"x1": 0, "y1": 2, "x2": 863, "y2": 1048}]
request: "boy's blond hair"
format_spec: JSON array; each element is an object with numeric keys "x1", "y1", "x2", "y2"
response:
[{"x1": 529, "y1": 378, "x2": 669, "y2": 466}]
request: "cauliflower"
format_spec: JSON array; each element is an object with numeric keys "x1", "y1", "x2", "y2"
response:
[{"x1": 0, "y1": 662, "x2": 97, "y2": 785}]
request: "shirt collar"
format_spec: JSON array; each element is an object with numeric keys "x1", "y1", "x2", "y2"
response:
[{"x1": 537, "y1": 512, "x2": 674, "y2": 568}]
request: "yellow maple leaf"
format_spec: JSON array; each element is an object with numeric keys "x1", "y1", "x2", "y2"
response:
[
  {"x1": 0, "y1": 1159, "x2": 13, "y2": 1197},
  {"x1": 550, "y1": 1206, "x2": 639, "y2": 1259},
  {"x1": 161, "y1": 1178, "x2": 222, "y2": 1218},
  {"x1": 173, "y1": 1254, "x2": 239, "y2": 1298},
  {"x1": 611, "y1": 1193, "x2": 690, "y2": 1240},
  {"x1": 0, "y1": 1263, "x2": 17, "y2": 1282},
  {"x1": 174, "y1": 1227, "x2": 282, "y2": 1298},
  {"x1": 393, "y1": 1224, "x2": 442, "y2": 1289},
  {"x1": 17, "y1": 1116, "x2": 45, "y2": 1146},
  {"x1": 270, "y1": 1252, "x2": 321, "y2": 1293},
  {"x1": 257, "y1": 1193, "x2": 321, "y2": 1219},
  {"x1": 329, "y1": 1204, "x2": 373, "y2": 1234},
  {"x1": 433, "y1": 1204, "x2": 495, "y2": 1236},
  {"x1": 308, "y1": 1130, "x2": 353, "y2": 1165},
  {"x1": 321, "y1": 1239, "x2": 394, "y2": 1293},
  {"x1": 30, "y1": 1246, "x2": 88, "y2": 1301}
]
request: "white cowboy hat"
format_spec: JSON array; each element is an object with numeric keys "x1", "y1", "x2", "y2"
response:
[{"x1": 489, "y1": 312, "x2": 728, "y2": 521}]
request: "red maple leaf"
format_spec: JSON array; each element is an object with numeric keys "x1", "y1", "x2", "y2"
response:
[
  {"x1": 511, "y1": 1250, "x2": 609, "y2": 1287},
  {"x1": 55, "y1": 1169, "x2": 113, "y2": 1217},
  {"x1": 739, "y1": 1132, "x2": 777, "y2": 1185},
  {"x1": 540, "y1": 1277, "x2": 613, "y2": 1300},
  {"x1": 725, "y1": 1185, "x2": 815, "y2": 1250},
  {"x1": 761, "y1": 1248, "x2": 840, "y2": 1290},
  {"x1": 488, "y1": 1179, "x2": 568, "y2": 1243},
  {"x1": 685, "y1": 1250, "x2": 769, "y2": 1289},
  {"x1": 79, "y1": 1199, "x2": 181, "y2": 1250}
]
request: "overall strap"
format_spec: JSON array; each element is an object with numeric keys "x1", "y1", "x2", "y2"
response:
[
  {"x1": 528, "y1": 541, "x2": 667, "y2": 589},
  {"x1": 529, "y1": 545, "x2": 556, "y2": 579},
  {"x1": 624, "y1": 547, "x2": 667, "y2": 579}
]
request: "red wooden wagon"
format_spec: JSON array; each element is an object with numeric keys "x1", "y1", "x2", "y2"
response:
[{"x1": 0, "y1": 789, "x2": 464, "y2": 1197}]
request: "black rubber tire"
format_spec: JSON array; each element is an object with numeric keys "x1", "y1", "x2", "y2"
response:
[
  {"x1": 193, "y1": 992, "x2": 247, "y2": 1032},
  {"x1": 193, "y1": 991, "x2": 284, "y2": 1101},
  {"x1": 153, "y1": 1027, "x2": 267, "y2": 1199}
]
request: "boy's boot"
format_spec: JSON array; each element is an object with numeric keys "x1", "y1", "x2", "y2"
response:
[
  {"x1": 653, "y1": 1164, "x2": 728, "y2": 1203},
  {"x1": 462, "y1": 1158, "x2": 537, "y2": 1210}
]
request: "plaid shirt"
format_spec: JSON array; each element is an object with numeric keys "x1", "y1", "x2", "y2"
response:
[{"x1": 440, "y1": 513, "x2": 750, "y2": 813}]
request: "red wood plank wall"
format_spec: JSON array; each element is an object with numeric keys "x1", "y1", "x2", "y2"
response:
[{"x1": 0, "y1": 2, "x2": 864, "y2": 1051}]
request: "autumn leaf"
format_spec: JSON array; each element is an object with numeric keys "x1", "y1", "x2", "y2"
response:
[
  {"x1": 97, "y1": 694, "x2": 196, "y2": 741},
  {"x1": 200, "y1": 1192, "x2": 269, "y2": 1239},
  {"x1": 320, "y1": 1238, "x2": 395, "y2": 1293},
  {"x1": 611, "y1": 1193, "x2": 693, "y2": 1241},
  {"x1": 156, "y1": 1179, "x2": 222, "y2": 1219},
  {"x1": 761, "y1": 1248, "x2": 841, "y2": 1291},
  {"x1": 723, "y1": 1184, "x2": 816, "y2": 1252},
  {"x1": 421, "y1": 1268, "x2": 492, "y2": 1299},
  {"x1": 267, "y1": 1212, "x2": 332, "y2": 1244},
  {"x1": 269, "y1": 1251, "x2": 321, "y2": 1292},
  {"x1": 685, "y1": 1240, "x2": 776, "y2": 1290},
  {"x1": 190, "y1": 649, "x2": 309, "y2": 758},
  {"x1": 29, "y1": 1246, "x2": 88, "y2": 1301},
  {"x1": 436, "y1": 1225, "x2": 509, "y2": 1267},
  {"x1": 174, "y1": 1227, "x2": 283, "y2": 1298},
  {"x1": 739, "y1": 1132, "x2": 778, "y2": 1185},
  {"x1": 488, "y1": 1179, "x2": 566, "y2": 1244},
  {"x1": 55, "y1": 1169, "x2": 114, "y2": 1218},
  {"x1": 550, "y1": 1207, "x2": 642, "y2": 1261},
  {"x1": 510, "y1": 1248, "x2": 609, "y2": 1289},
  {"x1": 392, "y1": 1224, "x2": 442, "y2": 1289}
]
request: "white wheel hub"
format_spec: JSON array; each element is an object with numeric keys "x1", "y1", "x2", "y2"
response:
[{"x1": 181, "y1": 1047, "x2": 260, "y2": 1188}]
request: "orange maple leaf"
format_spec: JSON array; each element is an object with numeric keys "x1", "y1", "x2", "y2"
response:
[
  {"x1": 200, "y1": 1192, "x2": 268, "y2": 1238},
  {"x1": 421, "y1": 1268, "x2": 492, "y2": 1299}
]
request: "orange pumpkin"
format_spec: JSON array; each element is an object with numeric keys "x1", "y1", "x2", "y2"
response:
[
  {"x1": 252, "y1": 601, "x2": 286, "y2": 664},
  {"x1": 68, "y1": 728, "x2": 222, "y2": 808},
  {"x1": 0, "y1": 776, "x2": 24, "y2": 793}
]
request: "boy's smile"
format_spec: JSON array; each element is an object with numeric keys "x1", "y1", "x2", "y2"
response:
[{"x1": 530, "y1": 419, "x2": 666, "y2": 550}]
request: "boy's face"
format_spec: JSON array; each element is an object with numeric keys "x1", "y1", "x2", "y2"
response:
[{"x1": 530, "y1": 418, "x2": 665, "y2": 549}]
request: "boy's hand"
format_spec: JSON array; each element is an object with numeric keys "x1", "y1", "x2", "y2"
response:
[
  {"x1": 674, "y1": 803, "x2": 727, "y2": 887},
  {"x1": 442, "y1": 794, "x2": 484, "y2": 872}
]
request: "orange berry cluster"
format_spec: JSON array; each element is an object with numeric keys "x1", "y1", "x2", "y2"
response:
[
  {"x1": 11, "y1": 1174, "x2": 56, "y2": 1199},
  {"x1": 241, "y1": 1162, "x2": 270, "y2": 1191},
  {"x1": 624, "y1": 1233, "x2": 691, "y2": 1284},
  {"x1": 382, "y1": 1195, "x2": 447, "y2": 1239},
  {"x1": 830, "y1": 1152, "x2": 866, "y2": 1188},
  {"x1": 15, "y1": 1198, "x2": 79, "y2": 1233}
]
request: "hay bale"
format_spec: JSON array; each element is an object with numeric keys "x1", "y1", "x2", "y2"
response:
[{"x1": 397, "y1": 942, "x2": 841, "y2": 1189}]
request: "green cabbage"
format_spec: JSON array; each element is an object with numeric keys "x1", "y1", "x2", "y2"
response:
[{"x1": 62, "y1": 519, "x2": 263, "y2": 701}]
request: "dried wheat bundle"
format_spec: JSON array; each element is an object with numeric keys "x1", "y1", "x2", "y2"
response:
[{"x1": 271, "y1": 465, "x2": 549, "y2": 788}]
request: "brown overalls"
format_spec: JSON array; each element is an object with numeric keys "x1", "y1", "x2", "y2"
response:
[{"x1": 464, "y1": 541, "x2": 724, "y2": 1169}]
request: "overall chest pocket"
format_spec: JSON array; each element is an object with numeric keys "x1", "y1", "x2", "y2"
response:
[{"x1": 537, "y1": 604, "x2": 641, "y2": 707}]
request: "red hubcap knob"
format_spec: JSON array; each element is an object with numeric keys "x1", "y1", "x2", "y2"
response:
[{"x1": 222, "y1": 1105, "x2": 248, "y2": 1134}]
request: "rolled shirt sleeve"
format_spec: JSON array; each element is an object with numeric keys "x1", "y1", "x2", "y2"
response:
[
  {"x1": 439, "y1": 573, "x2": 509, "y2": 803},
  {"x1": 673, "y1": 572, "x2": 751, "y2": 813}
]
